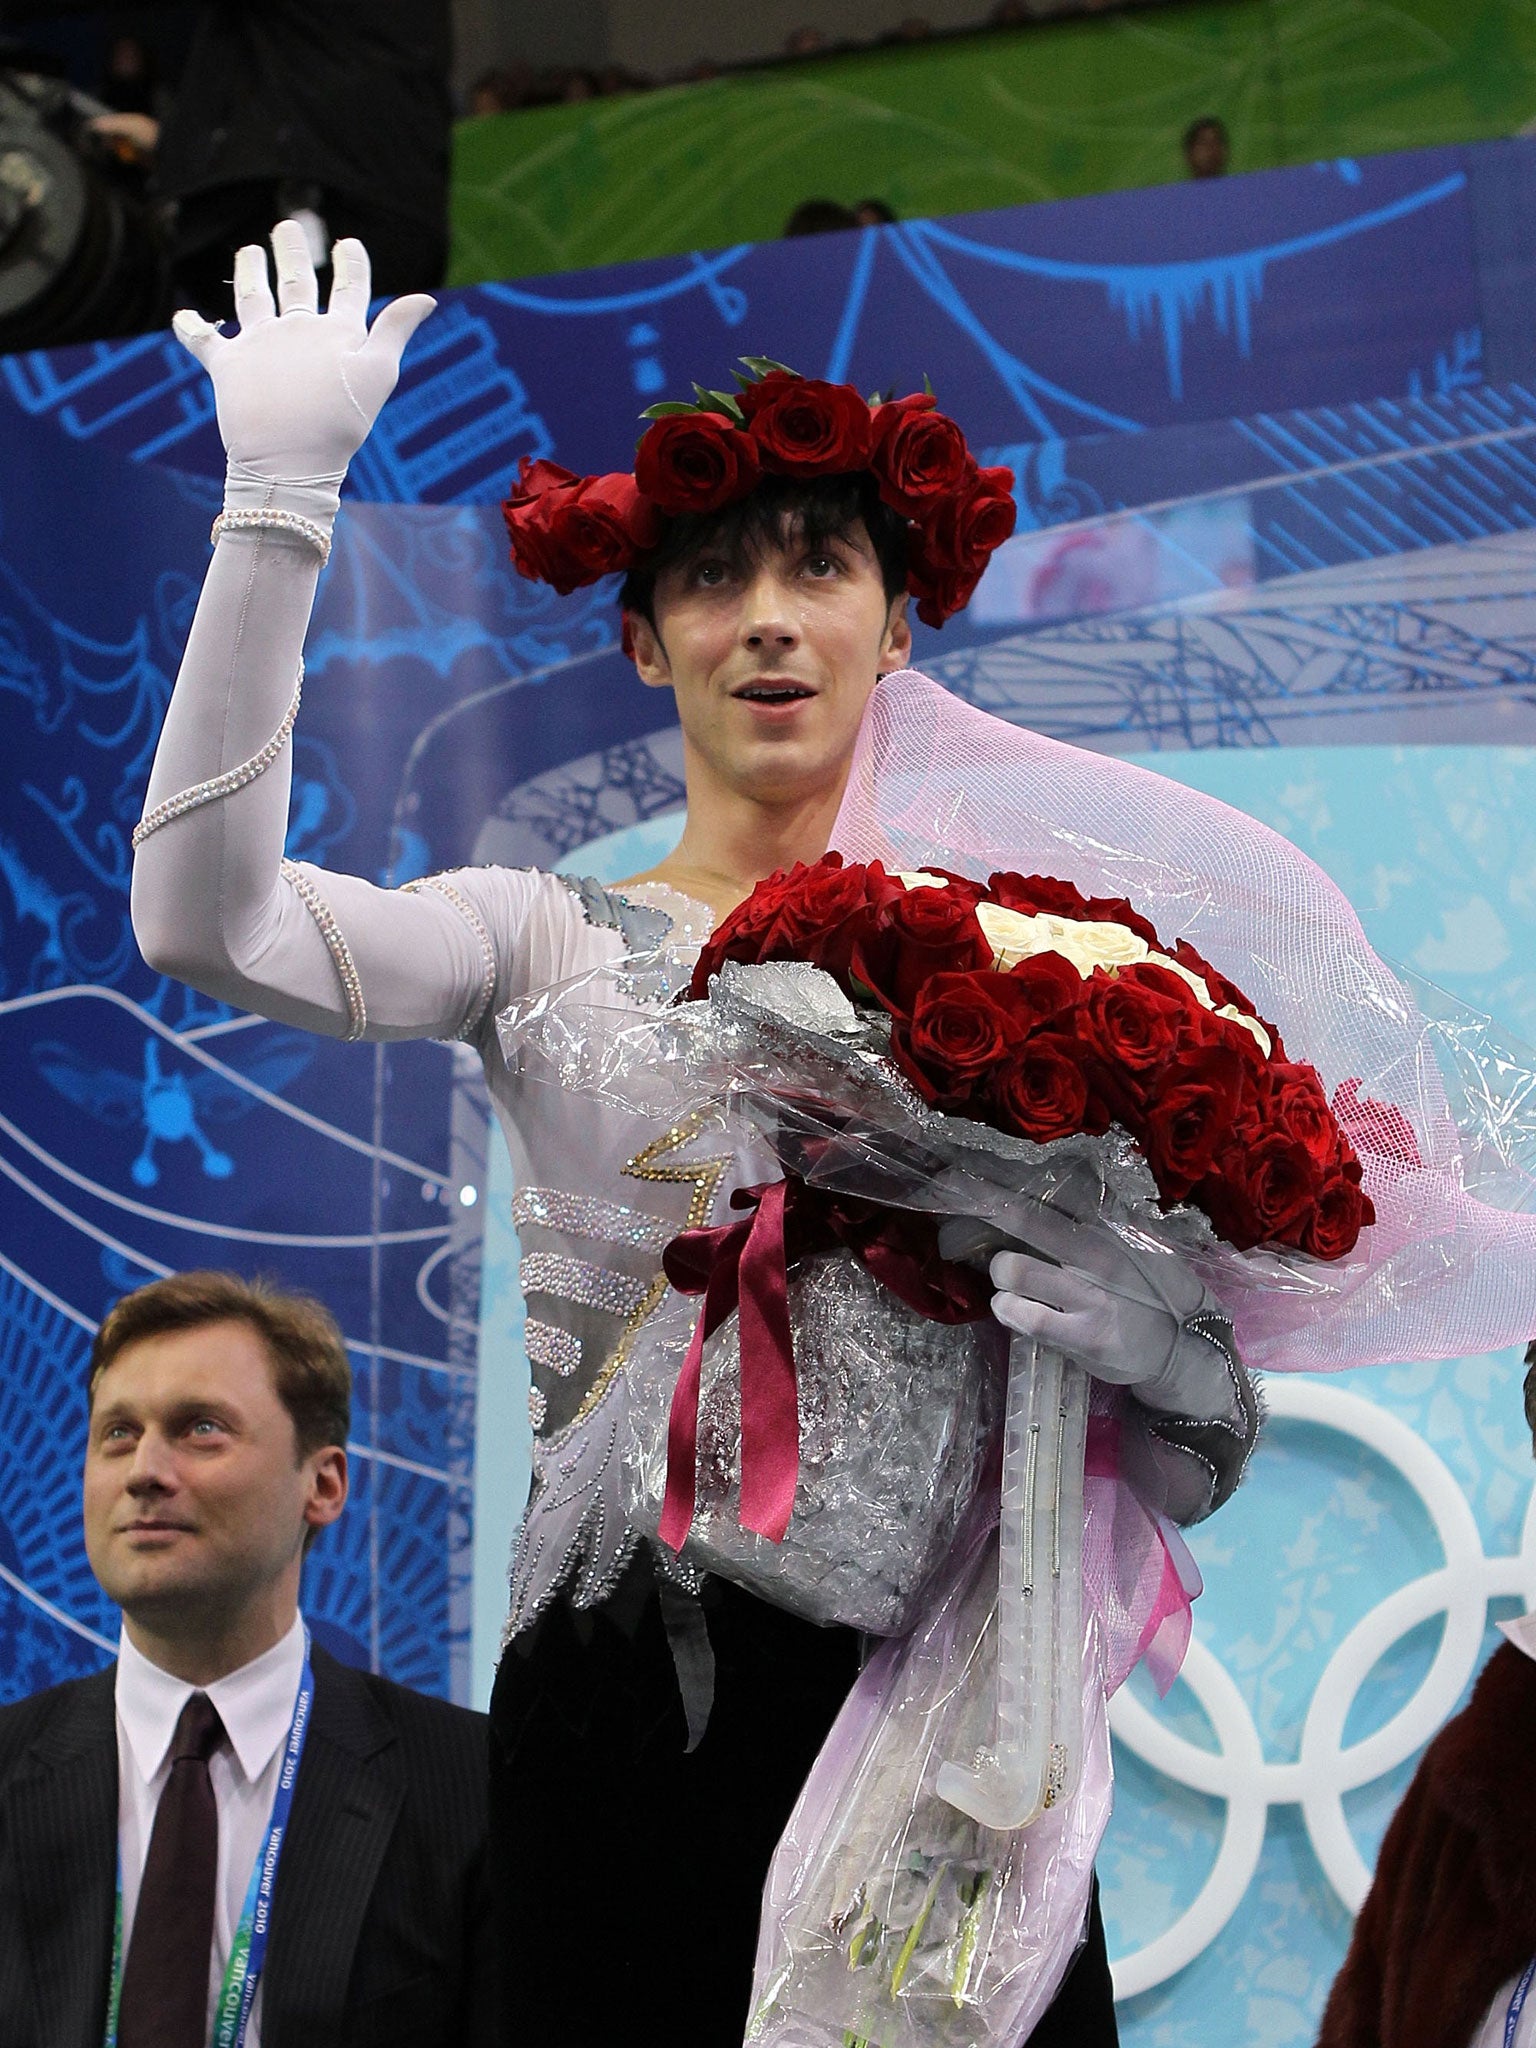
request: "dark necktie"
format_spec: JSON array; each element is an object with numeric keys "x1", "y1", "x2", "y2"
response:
[{"x1": 119, "y1": 1689, "x2": 226, "y2": 2048}]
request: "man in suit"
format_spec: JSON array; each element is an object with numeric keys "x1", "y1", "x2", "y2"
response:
[{"x1": 0, "y1": 1269, "x2": 496, "y2": 2048}]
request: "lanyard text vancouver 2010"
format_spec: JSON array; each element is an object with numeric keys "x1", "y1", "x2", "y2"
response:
[{"x1": 104, "y1": 1631, "x2": 315, "y2": 2048}]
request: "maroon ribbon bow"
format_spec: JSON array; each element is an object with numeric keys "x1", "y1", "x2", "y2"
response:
[{"x1": 657, "y1": 1177, "x2": 992, "y2": 1552}]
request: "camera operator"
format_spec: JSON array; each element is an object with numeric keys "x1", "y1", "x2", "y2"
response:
[{"x1": 3, "y1": 3, "x2": 452, "y2": 317}]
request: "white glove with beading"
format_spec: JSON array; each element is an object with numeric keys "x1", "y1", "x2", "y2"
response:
[{"x1": 172, "y1": 221, "x2": 436, "y2": 531}]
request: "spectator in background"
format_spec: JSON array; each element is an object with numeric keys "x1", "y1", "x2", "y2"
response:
[
  {"x1": 468, "y1": 65, "x2": 533, "y2": 116},
  {"x1": 1182, "y1": 114, "x2": 1230, "y2": 179},
  {"x1": 784, "y1": 197, "x2": 858, "y2": 235},
  {"x1": 892, "y1": 16, "x2": 934, "y2": 38},
  {"x1": 32, "y1": 0, "x2": 452, "y2": 315},
  {"x1": 785, "y1": 25, "x2": 826, "y2": 56},
  {"x1": 99, "y1": 33, "x2": 159, "y2": 117},
  {"x1": 90, "y1": 32, "x2": 161, "y2": 185},
  {"x1": 597, "y1": 64, "x2": 648, "y2": 96},
  {"x1": 855, "y1": 196, "x2": 898, "y2": 225}
]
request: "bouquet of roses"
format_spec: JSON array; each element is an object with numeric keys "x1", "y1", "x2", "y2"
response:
[
  {"x1": 619, "y1": 851, "x2": 1374, "y2": 2045},
  {"x1": 687, "y1": 852, "x2": 1373, "y2": 1260}
]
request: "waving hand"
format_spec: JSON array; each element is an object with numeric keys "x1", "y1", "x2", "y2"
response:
[{"x1": 172, "y1": 221, "x2": 435, "y2": 522}]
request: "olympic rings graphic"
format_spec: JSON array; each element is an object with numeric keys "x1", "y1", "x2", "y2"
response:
[{"x1": 1107, "y1": 1374, "x2": 1536, "y2": 1996}]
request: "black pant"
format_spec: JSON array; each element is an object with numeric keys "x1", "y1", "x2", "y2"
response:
[
  {"x1": 168, "y1": 179, "x2": 448, "y2": 318},
  {"x1": 489, "y1": 1562, "x2": 1118, "y2": 2043}
]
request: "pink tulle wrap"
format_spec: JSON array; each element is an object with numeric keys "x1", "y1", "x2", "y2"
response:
[{"x1": 748, "y1": 674, "x2": 1536, "y2": 2042}]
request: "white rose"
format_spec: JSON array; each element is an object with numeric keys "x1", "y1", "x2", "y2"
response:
[
  {"x1": 975, "y1": 902, "x2": 1056, "y2": 970},
  {"x1": 1050, "y1": 917, "x2": 1149, "y2": 976},
  {"x1": 897, "y1": 871, "x2": 949, "y2": 891},
  {"x1": 976, "y1": 903, "x2": 1152, "y2": 978}
]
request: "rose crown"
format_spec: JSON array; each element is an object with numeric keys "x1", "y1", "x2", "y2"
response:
[{"x1": 500, "y1": 358, "x2": 1017, "y2": 627}]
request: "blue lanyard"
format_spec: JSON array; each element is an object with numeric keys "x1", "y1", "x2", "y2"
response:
[
  {"x1": 105, "y1": 1631, "x2": 315, "y2": 2048},
  {"x1": 1505, "y1": 1958, "x2": 1536, "y2": 2048}
]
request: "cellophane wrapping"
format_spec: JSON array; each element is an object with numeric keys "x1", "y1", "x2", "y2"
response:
[
  {"x1": 747, "y1": 1517, "x2": 1113, "y2": 2048},
  {"x1": 624, "y1": 1252, "x2": 1004, "y2": 1634}
]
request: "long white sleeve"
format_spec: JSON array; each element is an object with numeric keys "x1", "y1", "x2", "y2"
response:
[{"x1": 131, "y1": 528, "x2": 542, "y2": 1042}]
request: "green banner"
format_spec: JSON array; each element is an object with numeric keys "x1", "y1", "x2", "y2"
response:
[{"x1": 450, "y1": 0, "x2": 1536, "y2": 284}]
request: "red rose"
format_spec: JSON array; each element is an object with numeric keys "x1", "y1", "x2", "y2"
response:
[
  {"x1": 1140, "y1": 1039, "x2": 1247, "y2": 1194},
  {"x1": 924, "y1": 464, "x2": 1017, "y2": 572},
  {"x1": 871, "y1": 396, "x2": 973, "y2": 518},
  {"x1": 688, "y1": 863, "x2": 804, "y2": 994},
  {"x1": 851, "y1": 881, "x2": 993, "y2": 1015},
  {"x1": 735, "y1": 370, "x2": 802, "y2": 422},
  {"x1": 987, "y1": 872, "x2": 1094, "y2": 921},
  {"x1": 1082, "y1": 963, "x2": 1202, "y2": 1075},
  {"x1": 503, "y1": 462, "x2": 584, "y2": 587},
  {"x1": 505, "y1": 456, "x2": 580, "y2": 508},
  {"x1": 905, "y1": 530, "x2": 984, "y2": 628},
  {"x1": 569, "y1": 471, "x2": 661, "y2": 561},
  {"x1": 634, "y1": 412, "x2": 761, "y2": 515},
  {"x1": 759, "y1": 858, "x2": 885, "y2": 980},
  {"x1": 992, "y1": 1034, "x2": 1101, "y2": 1143},
  {"x1": 1302, "y1": 1176, "x2": 1372, "y2": 1260},
  {"x1": 747, "y1": 378, "x2": 874, "y2": 476},
  {"x1": 1265, "y1": 1062, "x2": 1343, "y2": 1172},
  {"x1": 897, "y1": 970, "x2": 1028, "y2": 1105},
  {"x1": 1193, "y1": 1172, "x2": 1264, "y2": 1250},
  {"x1": 901, "y1": 962, "x2": 1081, "y2": 1105},
  {"x1": 1004, "y1": 951, "x2": 1085, "y2": 1027},
  {"x1": 503, "y1": 469, "x2": 660, "y2": 594},
  {"x1": 1244, "y1": 1132, "x2": 1322, "y2": 1241},
  {"x1": 503, "y1": 493, "x2": 578, "y2": 589}
]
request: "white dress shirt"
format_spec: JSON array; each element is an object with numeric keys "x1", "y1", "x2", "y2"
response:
[
  {"x1": 1467, "y1": 1614, "x2": 1536, "y2": 2048},
  {"x1": 116, "y1": 1613, "x2": 307, "y2": 2048}
]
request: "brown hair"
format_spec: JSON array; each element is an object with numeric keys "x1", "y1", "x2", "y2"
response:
[{"x1": 88, "y1": 1270, "x2": 351, "y2": 1459}]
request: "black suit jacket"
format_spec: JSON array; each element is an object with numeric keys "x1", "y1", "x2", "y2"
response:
[{"x1": 0, "y1": 1644, "x2": 496, "y2": 2048}]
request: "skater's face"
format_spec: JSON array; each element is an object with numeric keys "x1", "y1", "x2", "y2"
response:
[
  {"x1": 83, "y1": 1320, "x2": 346, "y2": 1645},
  {"x1": 626, "y1": 515, "x2": 910, "y2": 811}
]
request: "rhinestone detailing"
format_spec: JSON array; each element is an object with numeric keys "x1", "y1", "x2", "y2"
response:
[
  {"x1": 528, "y1": 1385, "x2": 548, "y2": 1433},
  {"x1": 403, "y1": 872, "x2": 497, "y2": 1039},
  {"x1": 570, "y1": 1272, "x2": 671, "y2": 1429},
  {"x1": 557, "y1": 872, "x2": 672, "y2": 954},
  {"x1": 519, "y1": 1252, "x2": 651, "y2": 1318},
  {"x1": 622, "y1": 1108, "x2": 728, "y2": 1231},
  {"x1": 525, "y1": 1319, "x2": 582, "y2": 1379},
  {"x1": 211, "y1": 507, "x2": 333, "y2": 565},
  {"x1": 281, "y1": 858, "x2": 367, "y2": 1041},
  {"x1": 511, "y1": 1186, "x2": 675, "y2": 1253},
  {"x1": 132, "y1": 669, "x2": 303, "y2": 849},
  {"x1": 621, "y1": 881, "x2": 715, "y2": 951},
  {"x1": 1185, "y1": 1308, "x2": 1241, "y2": 1379}
]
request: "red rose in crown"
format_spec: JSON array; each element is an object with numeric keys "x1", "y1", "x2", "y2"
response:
[{"x1": 501, "y1": 358, "x2": 1017, "y2": 627}]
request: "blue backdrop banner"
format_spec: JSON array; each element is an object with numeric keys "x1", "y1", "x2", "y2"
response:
[{"x1": 5, "y1": 134, "x2": 1536, "y2": 2048}]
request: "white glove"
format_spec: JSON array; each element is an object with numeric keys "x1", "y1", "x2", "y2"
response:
[
  {"x1": 171, "y1": 221, "x2": 435, "y2": 529},
  {"x1": 938, "y1": 1177, "x2": 1239, "y2": 1424}
]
